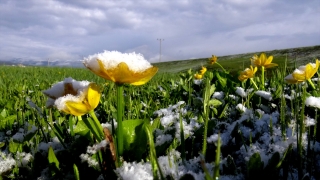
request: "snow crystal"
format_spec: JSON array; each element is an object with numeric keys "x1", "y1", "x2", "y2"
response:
[
  {"x1": 236, "y1": 104, "x2": 246, "y2": 113},
  {"x1": 155, "y1": 134, "x2": 173, "y2": 146},
  {"x1": 101, "y1": 120, "x2": 117, "y2": 134},
  {"x1": 12, "y1": 132, "x2": 24, "y2": 142},
  {"x1": 255, "y1": 90, "x2": 272, "y2": 101},
  {"x1": 0, "y1": 153, "x2": 15, "y2": 174},
  {"x1": 228, "y1": 94, "x2": 239, "y2": 101},
  {"x1": 116, "y1": 161, "x2": 153, "y2": 180},
  {"x1": 235, "y1": 87, "x2": 247, "y2": 98},
  {"x1": 207, "y1": 134, "x2": 219, "y2": 143},
  {"x1": 212, "y1": 91, "x2": 224, "y2": 100},
  {"x1": 38, "y1": 137, "x2": 64, "y2": 154},
  {"x1": 16, "y1": 152, "x2": 33, "y2": 167},
  {"x1": 305, "y1": 116, "x2": 315, "y2": 127},
  {"x1": 80, "y1": 153, "x2": 100, "y2": 169},
  {"x1": 174, "y1": 118, "x2": 200, "y2": 141},
  {"x1": 305, "y1": 96, "x2": 320, "y2": 109},
  {"x1": 86, "y1": 140, "x2": 108, "y2": 154},
  {"x1": 154, "y1": 101, "x2": 186, "y2": 128},
  {"x1": 193, "y1": 79, "x2": 203, "y2": 85}
]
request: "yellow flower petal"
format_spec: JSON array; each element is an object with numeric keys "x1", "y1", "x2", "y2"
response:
[
  {"x1": 285, "y1": 74, "x2": 303, "y2": 84},
  {"x1": 88, "y1": 60, "x2": 158, "y2": 85},
  {"x1": 305, "y1": 63, "x2": 314, "y2": 80},
  {"x1": 265, "y1": 55, "x2": 273, "y2": 65},
  {"x1": 238, "y1": 65, "x2": 257, "y2": 82},
  {"x1": 260, "y1": 54, "x2": 266, "y2": 64},
  {"x1": 264, "y1": 63, "x2": 278, "y2": 68},
  {"x1": 194, "y1": 73, "x2": 203, "y2": 79},
  {"x1": 208, "y1": 55, "x2": 217, "y2": 65},
  {"x1": 252, "y1": 53, "x2": 277, "y2": 69},
  {"x1": 200, "y1": 66, "x2": 207, "y2": 75},
  {"x1": 65, "y1": 101, "x2": 90, "y2": 116},
  {"x1": 292, "y1": 59, "x2": 319, "y2": 81},
  {"x1": 87, "y1": 83, "x2": 101, "y2": 109}
]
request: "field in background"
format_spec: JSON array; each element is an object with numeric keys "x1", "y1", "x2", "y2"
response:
[{"x1": 153, "y1": 45, "x2": 320, "y2": 73}]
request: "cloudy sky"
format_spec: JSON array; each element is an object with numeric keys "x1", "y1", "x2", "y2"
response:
[{"x1": 0, "y1": 0, "x2": 319, "y2": 64}]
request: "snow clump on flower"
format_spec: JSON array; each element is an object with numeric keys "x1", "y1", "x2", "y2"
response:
[{"x1": 83, "y1": 51, "x2": 152, "y2": 72}]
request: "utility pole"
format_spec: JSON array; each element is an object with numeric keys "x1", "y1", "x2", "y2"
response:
[{"x1": 157, "y1": 38, "x2": 164, "y2": 62}]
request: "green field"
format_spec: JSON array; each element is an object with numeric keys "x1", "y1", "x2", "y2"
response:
[{"x1": 0, "y1": 45, "x2": 320, "y2": 180}]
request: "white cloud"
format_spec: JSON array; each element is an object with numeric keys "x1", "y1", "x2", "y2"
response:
[{"x1": 0, "y1": 0, "x2": 319, "y2": 64}]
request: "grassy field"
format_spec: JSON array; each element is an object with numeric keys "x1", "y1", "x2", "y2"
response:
[
  {"x1": 153, "y1": 45, "x2": 320, "y2": 73},
  {"x1": 0, "y1": 45, "x2": 320, "y2": 180}
]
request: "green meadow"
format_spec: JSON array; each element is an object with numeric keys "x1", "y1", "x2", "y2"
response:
[{"x1": 0, "y1": 45, "x2": 320, "y2": 180}]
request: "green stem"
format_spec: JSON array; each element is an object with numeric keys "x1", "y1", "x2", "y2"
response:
[
  {"x1": 89, "y1": 111, "x2": 104, "y2": 141},
  {"x1": 179, "y1": 111, "x2": 186, "y2": 162},
  {"x1": 314, "y1": 109, "x2": 317, "y2": 144},
  {"x1": 69, "y1": 116, "x2": 74, "y2": 137},
  {"x1": 249, "y1": 78, "x2": 259, "y2": 90},
  {"x1": 145, "y1": 125, "x2": 164, "y2": 180},
  {"x1": 261, "y1": 66, "x2": 265, "y2": 90},
  {"x1": 202, "y1": 78, "x2": 210, "y2": 157},
  {"x1": 298, "y1": 85, "x2": 306, "y2": 180},
  {"x1": 213, "y1": 133, "x2": 221, "y2": 180},
  {"x1": 216, "y1": 62, "x2": 227, "y2": 73},
  {"x1": 78, "y1": 116, "x2": 99, "y2": 142},
  {"x1": 307, "y1": 79, "x2": 316, "y2": 90},
  {"x1": 116, "y1": 84, "x2": 124, "y2": 156}
]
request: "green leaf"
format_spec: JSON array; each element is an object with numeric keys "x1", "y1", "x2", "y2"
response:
[
  {"x1": 23, "y1": 130, "x2": 37, "y2": 142},
  {"x1": 208, "y1": 99, "x2": 222, "y2": 107},
  {"x1": 0, "y1": 109, "x2": 7, "y2": 118},
  {"x1": 122, "y1": 119, "x2": 148, "y2": 161},
  {"x1": 0, "y1": 115, "x2": 16, "y2": 130},
  {"x1": 264, "y1": 152, "x2": 280, "y2": 179},
  {"x1": 247, "y1": 152, "x2": 264, "y2": 180},
  {"x1": 216, "y1": 72, "x2": 227, "y2": 88},
  {"x1": 0, "y1": 142, "x2": 5, "y2": 148},
  {"x1": 222, "y1": 155, "x2": 237, "y2": 175},
  {"x1": 209, "y1": 84, "x2": 216, "y2": 97},
  {"x1": 276, "y1": 144, "x2": 293, "y2": 168},
  {"x1": 8, "y1": 139, "x2": 23, "y2": 153},
  {"x1": 48, "y1": 146, "x2": 60, "y2": 176},
  {"x1": 74, "y1": 119, "x2": 89, "y2": 134},
  {"x1": 151, "y1": 118, "x2": 161, "y2": 132},
  {"x1": 73, "y1": 164, "x2": 80, "y2": 180}
]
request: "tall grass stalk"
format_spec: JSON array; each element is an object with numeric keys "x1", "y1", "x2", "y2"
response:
[
  {"x1": 201, "y1": 78, "x2": 211, "y2": 157},
  {"x1": 213, "y1": 133, "x2": 221, "y2": 180},
  {"x1": 116, "y1": 84, "x2": 124, "y2": 159},
  {"x1": 179, "y1": 111, "x2": 186, "y2": 162},
  {"x1": 298, "y1": 85, "x2": 306, "y2": 180}
]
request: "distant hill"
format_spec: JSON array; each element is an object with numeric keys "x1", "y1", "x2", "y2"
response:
[
  {"x1": 0, "y1": 58, "x2": 83, "y2": 67},
  {"x1": 1, "y1": 45, "x2": 319, "y2": 73},
  {"x1": 153, "y1": 45, "x2": 320, "y2": 73}
]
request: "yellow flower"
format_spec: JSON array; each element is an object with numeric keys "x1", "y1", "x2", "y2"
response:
[
  {"x1": 208, "y1": 55, "x2": 217, "y2": 65},
  {"x1": 284, "y1": 74, "x2": 303, "y2": 84},
  {"x1": 199, "y1": 66, "x2": 207, "y2": 75},
  {"x1": 251, "y1": 53, "x2": 278, "y2": 68},
  {"x1": 285, "y1": 59, "x2": 319, "y2": 84},
  {"x1": 83, "y1": 51, "x2": 158, "y2": 85},
  {"x1": 292, "y1": 59, "x2": 319, "y2": 81},
  {"x1": 194, "y1": 73, "x2": 203, "y2": 79},
  {"x1": 238, "y1": 66, "x2": 257, "y2": 82},
  {"x1": 43, "y1": 78, "x2": 101, "y2": 116},
  {"x1": 64, "y1": 83, "x2": 101, "y2": 116}
]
